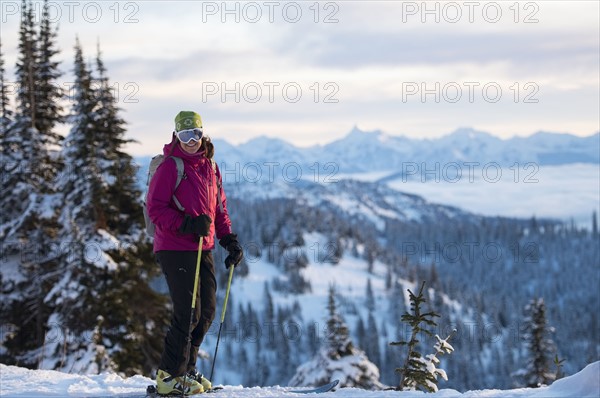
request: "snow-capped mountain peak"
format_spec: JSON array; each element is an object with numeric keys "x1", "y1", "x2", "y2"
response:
[{"x1": 212, "y1": 128, "x2": 599, "y2": 175}]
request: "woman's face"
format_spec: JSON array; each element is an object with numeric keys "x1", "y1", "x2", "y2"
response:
[{"x1": 179, "y1": 139, "x2": 202, "y2": 154}]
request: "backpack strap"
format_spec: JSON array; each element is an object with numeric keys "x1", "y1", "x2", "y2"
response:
[
  {"x1": 211, "y1": 159, "x2": 224, "y2": 213},
  {"x1": 166, "y1": 156, "x2": 222, "y2": 213},
  {"x1": 169, "y1": 156, "x2": 185, "y2": 211}
]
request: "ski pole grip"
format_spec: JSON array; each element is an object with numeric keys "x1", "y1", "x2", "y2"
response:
[{"x1": 225, "y1": 257, "x2": 236, "y2": 268}]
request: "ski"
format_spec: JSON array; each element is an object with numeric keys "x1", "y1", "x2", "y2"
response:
[
  {"x1": 206, "y1": 380, "x2": 339, "y2": 394},
  {"x1": 288, "y1": 379, "x2": 339, "y2": 394},
  {"x1": 145, "y1": 379, "x2": 339, "y2": 396}
]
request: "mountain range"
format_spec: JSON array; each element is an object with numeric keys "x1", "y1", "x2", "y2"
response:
[{"x1": 205, "y1": 127, "x2": 599, "y2": 174}]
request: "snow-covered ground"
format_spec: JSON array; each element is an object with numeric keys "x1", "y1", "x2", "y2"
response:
[{"x1": 1, "y1": 361, "x2": 598, "y2": 397}]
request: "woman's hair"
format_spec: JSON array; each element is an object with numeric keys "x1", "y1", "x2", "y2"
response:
[{"x1": 201, "y1": 136, "x2": 214, "y2": 159}]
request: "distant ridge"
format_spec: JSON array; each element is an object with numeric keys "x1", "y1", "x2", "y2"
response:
[
  {"x1": 135, "y1": 128, "x2": 599, "y2": 183},
  {"x1": 207, "y1": 127, "x2": 599, "y2": 173}
]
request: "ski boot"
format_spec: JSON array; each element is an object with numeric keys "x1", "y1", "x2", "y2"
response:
[
  {"x1": 155, "y1": 369, "x2": 204, "y2": 395},
  {"x1": 187, "y1": 369, "x2": 212, "y2": 392}
]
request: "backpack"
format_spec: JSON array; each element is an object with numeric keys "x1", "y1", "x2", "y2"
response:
[
  {"x1": 143, "y1": 155, "x2": 185, "y2": 238},
  {"x1": 142, "y1": 155, "x2": 223, "y2": 239}
]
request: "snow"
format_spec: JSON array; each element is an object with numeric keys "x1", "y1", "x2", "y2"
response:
[
  {"x1": 289, "y1": 349, "x2": 382, "y2": 390},
  {"x1": 0, "y1": 364, "x2": 150, "y2": 397},
  {"x1": 1, "y1": 361, "x2": 599, "y2": 397}
]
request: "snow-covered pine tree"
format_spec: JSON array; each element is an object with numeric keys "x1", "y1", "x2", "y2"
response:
[
  {"x1": 390, "y1": 281, "x2": 454, "y2": 392},
  {"x1": 289, "y1": 285, "x2": 382, "y2": 390},
  {"x1": 1, "y1": 0, "x2": 41, "y2": 236},
  {"x1": 513, "y1": 298, "x2": 558, "y2": 387},
  {"x1": 41, "y1": 39, "x2": 168, "y2": 375},
  {"x1": 93, "y1": 43, "x2": 137, "y2": 232},
  {"x1": 90, "y1": 50, "x2": 170, "y2": 376},
  {"x1": 41, "y1": 37, "x2": 110, "y2": 373},
  {"x1": 0, "y1": 0, "x2": 64, "y2": 365},
  {"x1": 0, "y1": 39, "x2": 16, "y2": 364},
  {"x1": 8, "y1": 0, "x2": 63, "y2": 195}
]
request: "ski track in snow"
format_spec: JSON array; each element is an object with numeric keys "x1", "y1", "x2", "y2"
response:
[{"x1": 1, "y1": 362, "x2": 598, "y2": 398}]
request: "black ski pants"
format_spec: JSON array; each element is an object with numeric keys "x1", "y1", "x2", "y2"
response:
[{"x1": 156, "y1": 250, "x2": 217, "y2": 377}]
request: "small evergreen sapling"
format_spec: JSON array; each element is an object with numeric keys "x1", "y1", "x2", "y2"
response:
[
  {"x1": 390, "y1": 281, "x2": 455, "y2": 392},
  {"x1": 553, "y1": 355, "x2": 566, "y2": 381}
]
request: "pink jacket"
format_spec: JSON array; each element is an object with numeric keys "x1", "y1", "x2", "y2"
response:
[{"x1": 147, "y1": 141, "x2": 232, "y2": 252}]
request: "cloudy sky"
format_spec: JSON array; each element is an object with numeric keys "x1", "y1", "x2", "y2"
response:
[{"x1": 1, "y1": 0, "x2": 599, "y2": 155}]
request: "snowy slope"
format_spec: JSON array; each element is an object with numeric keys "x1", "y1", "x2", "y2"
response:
[{"x1": 1, "y1": 361, "x2": 598, "y2": 397}]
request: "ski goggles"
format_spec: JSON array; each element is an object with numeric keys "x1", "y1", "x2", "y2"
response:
[{"x1": 176, "y1": 128, "x2": 203, "y2": 144}]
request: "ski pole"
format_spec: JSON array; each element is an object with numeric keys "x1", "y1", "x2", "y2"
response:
[
  {"x1": 182, "y1": 236, "x2": 203, "y2": 397},
  {"x1": 209, "y1": 261, "x2": 235, "y2": 383}
]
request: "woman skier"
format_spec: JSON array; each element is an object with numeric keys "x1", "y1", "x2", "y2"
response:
[{"x1": 146, "y1": 111, "x2": 243, "y2": 395}]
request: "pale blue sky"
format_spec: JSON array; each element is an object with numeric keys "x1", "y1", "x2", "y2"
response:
[{"x1": 1, "y1": 0, "x2": 599, "y2": 155}]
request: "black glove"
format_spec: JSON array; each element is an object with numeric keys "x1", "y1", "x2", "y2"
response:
[
  {"x1": 179, "y1": 214, "x2": 212, "y2": 236},
  {"x1": 219, "y1": 233, "x2": 243, "y2": 268}
]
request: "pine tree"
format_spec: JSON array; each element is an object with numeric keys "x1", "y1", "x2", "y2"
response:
[
  {"x1": 15, "y1": 0, "x2": 37, "y2": 131},
  {"x1": 514, "y1": 298, "x2": 558, "y2": 387},
  {"x1": 365, "y1": 278, "x2": 375, "y2": 312},
  {"x1": 388, "y1": 278, "x2": 405, "y2": 327},
  {"x1": 275, "y1": 323, "x2": 293, "y2": 382},
  {"x1": 366, "y1": 312, "x2": 381, "y2": 367},
  {"x1": 356, "y1": 316, "x2": 366, "y2": 354},
  {"x1": 0, "y1": 0, "x2": 63, "y2": 365},
  {"x1": 10, "y1": 0, "x2": 62, "y2": 189},
  {"x1": 385, "y1": 265, "x2": 393, "y2": 290},
  {"x1": 35, "y1": 0, "x2": 63, "y2": 158},
  {"x1": 390, "y1": 281, "x2": 454, "y2": 392},
  {"x1": 57, "y1": 37, "x2": 97, "y2": 233},
  {"x1": 325, "y1": 285, "x2": 352, "y2": 358},
  {"x1": 88, "y1": 41, "x2": 168, "y2": 375},
  {"x1": 289, "y1": 285, "x2": 382, "y2": 389},
  {"x1": 42, "y1": 38, "x2": 107, "y2": 372},
  {"x1": 93, "y1": 43, "x2": 139, "y2": 233},
  {"x1": 1, "y1": 0, "x2": 62, "y2": 235},
  {"x1": 41, "y1": 39, "x2": 168, "y2": 375},
  {"x1": 263, "y1": 281, "x2": 274, "y2": 324},
  {"x1": 305, "y1": 321, "x2": 319, "y2": 357},
  {"x1": 1, "y1": 0, "x2": 39, "y2": 234}
]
